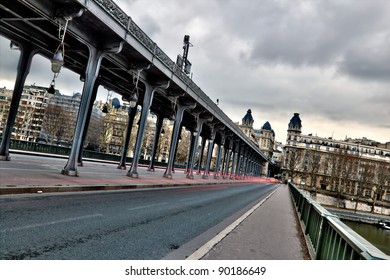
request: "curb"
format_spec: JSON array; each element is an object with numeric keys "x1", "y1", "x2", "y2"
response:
[{"x1": 0, "y1": 180, "x2": 255, "y2": 195}]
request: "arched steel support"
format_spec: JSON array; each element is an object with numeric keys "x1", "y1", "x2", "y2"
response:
[
  {"x1": 164, "y1": 102, "x2": 196, "y2": 178},
  {"x1": 229, "y1": 139, "x2": 240, "y2": 179},
  {"x1": 147, "y1": 112, "x2": 164, "y2": 172},
  {"x1": 77, "y1": 80, "x2": 100, "y2": 166},
  {"x1": 117, "y1": 96, "x2": 138, "y2": 169},
  {"x1": 187, "y1": 115, "x2": 213, "y2": 179},
  {"x1": 196, "y1": 135, "x2": 207, "y2": 174},
  {"x1": 222, "y1": 137, "x2": 233, "y2": 179},
  {"x1": 0, "y1": 42, "x2": 39, "y2": 160},
  {"x1": 213, "y1": 131, "x2": 226, "y2": 179},
  {"x1": 62, "y1": 41, "x2": 124, "y2": 176},
  {"x1": 127, "y1": 80, "x2": 170, "y2": 178},
  {"x1": 202, "y1": 124, "x2": 224, "y2": 179}
]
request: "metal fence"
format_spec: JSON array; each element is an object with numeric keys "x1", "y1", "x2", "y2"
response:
[
  {"x1": 289, "y1": 183, "x2": 389, "y2": 260},
  {"x1": 6, "y1": 139, "x2": 187, "y2": 169}
]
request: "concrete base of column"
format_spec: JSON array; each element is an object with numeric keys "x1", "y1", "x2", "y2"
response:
[
  {"x1": 127, "y1": 172, "x2": 139, "y2": 178},
  {"x1": 186, "y1": 174, "x2": 194, "y2": 179},
  {"x1": 117, "y1": 165, "x2": 126, "y2": 170},
  {"x1": 202, "y1": 174, "x2": 209, "y2": 179},
  {"x1": 163, "y1": 173, "x2": 172, "y2": 179},
  {"x1": 147, "y1": 167, "x2": 155, "y2": 172},
  {"x1": 61, "y1": 169, "x2": 79, "y2": 177},
  {"x1": 0, "y1": 155, "x2": 11, "y2": 161}
]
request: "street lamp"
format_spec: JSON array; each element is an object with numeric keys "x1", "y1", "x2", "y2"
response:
[
  {"x1": 51, "y1": 46, "x2": 64, "y2": 74},
  {"x1": 48, "y1": 18, "x2": 69, "y2": 94},
  {"x1": 129, "y1": 93, "x2": 138, "y2": 108}
]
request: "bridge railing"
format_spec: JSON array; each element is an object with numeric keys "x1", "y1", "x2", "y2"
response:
[{"x1": 289, "y1": 183, "x2": 389, "y2": 260}]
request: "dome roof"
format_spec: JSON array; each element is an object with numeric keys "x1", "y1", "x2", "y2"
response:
[
  {"x1": 262, "y1": 121, "x2": 272, "y2": 130},
  {"x1": 112, "y1": 97, "x2": 121, "y2": 109},
  {"x1": 288, "y1": 113, "x2": 302, "y2": 132},
  {"x1": 243, "y1": 109, "x2": 253, "y2": 121},
  {"x1": 72, "y1": 92, "x2": 81, "y2": 98}
]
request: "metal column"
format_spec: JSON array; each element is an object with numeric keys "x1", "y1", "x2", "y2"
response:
[
  {"x1": 147, "y1": 112, "x2": 164, "y2": 172},
  {"x1": 0, "y1": 43, "x2": 38, "y2": 160},
  {"x1": 62, "y1": 42, "x2": 123, "y2": 176},
  {"x1": 128, "y1": 81, "x2": 170, "y2": 178},
  {"x1": 164, "y1": 102, "x2": 196, "y2": 178}
]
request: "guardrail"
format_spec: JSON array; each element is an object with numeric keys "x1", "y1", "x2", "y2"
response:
[{"x1": 289, "y1": 183, "x2": 389, "y2": 260}]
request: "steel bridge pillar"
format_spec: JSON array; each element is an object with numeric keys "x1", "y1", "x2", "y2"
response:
[
  {"x1": 117, "y1": 98, "x2": 138, "y2": 170},
  {"x1": 229, "y1": 140, "x2": 240, "y2": 179},
  {"x1": 185, "y1": 128, "x2": 196, "y2": 174},
  {"x1": 127, "y1": 80, "x2": 170, "y2": 178},
  {"x1": 0, "y1": 43, "x2": 38, "y2": 161},
  {"x1": 222, "y1": 138, "x2": 233, "y2": 179},
  {"x1": 213, "y1": 132, "x2": 226, "y2": 179},
  {"x1": 235, "y1": 144, "x2": 245, "y2": 179},
  {"x1": 77, "y1": 81, "x2": 100, "y2": 166},
  {"x1": 147, "y1": 112, "x2": 164, "y2": 172},
  {"x1": 197, "y1": 136, "x2": 207, "y2": 174},
  {"x1": 62, "y1": 42, "x2": 123, "y2": 176},
  {"x1": 202, "y1": 124, "x2": 216, "y2": 179},
  {"x1": 164, "y1": 102, "x2": 196, "y2": 178},
  {"x1": 186, "y1": 115, "x2": 213, "y2": 179},
  {"x1": 240, "y1": 147, "x2": 249, "y2": 179},
  {"x1": 171, "y1": 124, "x2": 183, "y2": 174}
]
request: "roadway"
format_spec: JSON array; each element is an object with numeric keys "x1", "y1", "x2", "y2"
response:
[{"x1": 0, "y1": 182, "x2": 277, "y2": 259}]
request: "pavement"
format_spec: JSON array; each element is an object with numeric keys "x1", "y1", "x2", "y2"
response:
[{"x1": 0, "y1": 152, "x2": 309, "y2": 260}]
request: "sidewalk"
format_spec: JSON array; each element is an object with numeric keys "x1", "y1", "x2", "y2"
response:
[
  {"x1": 199, "y1": 184, "x2": 310, "y2": 260},
  {"x1": 0, "y1": 152, "x2": 276, "y2": 195}
]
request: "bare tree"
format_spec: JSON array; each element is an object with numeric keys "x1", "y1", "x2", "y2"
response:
[
  {"x1": 327, "y1": 150, "x2": 343, "y2": 192},
  {"x1": 85, "y1": 116, "x2": 103, "y2": 150},
  {"x1": 176, "y1": 129, "x2": 191, "y2": 164},
  {"x1": 140, "y1": 119, "x2": 155, "y2": 160},
  {"x1": 41, "y1": 104, "x2": 65, "y2": 144},
  {"x1": 285, "y1": 147, "x2": 303, "y2": 183},
  {"x1": 307, "y1": 150, "x2": 321, "y2": 195},
  {"x1": 371, "y1": 161, "x2": 390, "y2": 212},
  {"x1": 339, "y1": 153, "x2": 358, "y2": 207},
  {"x1": 355, "y1": 159, "x2": 375, "y2": 212}
]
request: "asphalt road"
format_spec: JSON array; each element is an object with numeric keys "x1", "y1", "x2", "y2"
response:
[{"x1": 0, "y1": 183, "x2": 277, "y2": 260}]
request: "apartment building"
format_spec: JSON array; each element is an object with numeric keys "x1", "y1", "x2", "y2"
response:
[{"x1": 283, "y1": 113, "x2": 390, "y2": 203}]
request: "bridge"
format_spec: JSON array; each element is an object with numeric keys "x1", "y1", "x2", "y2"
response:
[{"x1": 0, "y1": 0, "x2": 268, "y2": 179}]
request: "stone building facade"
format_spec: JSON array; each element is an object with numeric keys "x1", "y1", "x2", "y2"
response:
[
  {"x1": 282, "y1": 113, "x2": 390, "y2": 207},
  {"x1": 236, "y1": 109, "x2": 276, "y2": 176}
]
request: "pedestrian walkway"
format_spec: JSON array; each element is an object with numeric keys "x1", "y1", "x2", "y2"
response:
[
  {"x1": 199, "y1": 184, "x2": 310, "y2": 260},
  {"x1": 0, "y1": 152, "x2": 308, "y2": 260},
  {"x1": 0, "y1": 152, "x2": 277, "y2": 195}
]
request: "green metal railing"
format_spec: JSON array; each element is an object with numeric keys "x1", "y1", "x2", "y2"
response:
[
  {"x1": 289, "y1": 183, "x2": 389, "y2": 260},
  {"x1": 6, "y1": 139, "x2": 187, "y2": 169}
]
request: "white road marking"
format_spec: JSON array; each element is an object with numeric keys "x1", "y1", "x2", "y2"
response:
[
  {"x1": 179, "y1": 197, "x2": 199, "y2": 202},
  {"x1": 128, "y1": 202, "x2": 168, "y2": 211},
  {"x1": 0, "y1": 214, "x2": 103, "y2": 233}
]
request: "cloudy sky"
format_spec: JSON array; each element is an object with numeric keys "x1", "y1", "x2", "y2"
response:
[{"x1": 1, "y1": 0, "x2": 389, "y2": 144}]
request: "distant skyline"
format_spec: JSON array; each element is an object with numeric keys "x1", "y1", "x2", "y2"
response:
[{"x1": 1, "y1": 0, "x2": 389, "y2": 144}]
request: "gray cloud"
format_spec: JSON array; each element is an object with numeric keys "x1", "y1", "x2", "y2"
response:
[{"x1": 1, "y1": 0, "x2": 389, "y2": 143}]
